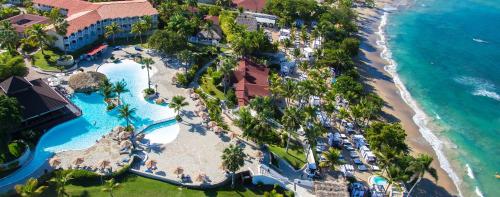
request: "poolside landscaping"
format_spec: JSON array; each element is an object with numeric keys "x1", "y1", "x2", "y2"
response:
[
  {"x1": 41, "y1": 173, "x2": 289, "y2": 197},
  {"x1": 32, "y1": 50, "x2": 63, "y2": 71},
  {"x1": 269, "y1": 143, "x2": 307, "y2": 170}
]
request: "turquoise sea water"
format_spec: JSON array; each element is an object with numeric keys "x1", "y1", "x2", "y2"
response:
[
  {"x1": 385, "y1": 0, "x2": 500, "y2": 196},
  {"x1": 0, "y1": 60, "x2": 176, "y2": 190}
]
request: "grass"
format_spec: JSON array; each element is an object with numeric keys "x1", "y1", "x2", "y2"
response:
[
  {"x1": 269, "y1": 142, "x2": 307, "y2": 170},
  {"x1": 199, "y1": 74, "x2": 226, "y2": 100},
  {"x1": 32, "y1": 50, "x2": 63, "y2": 71},
  {"x1": 41, "y1": 173, "x2": 283, "y2": 197}
]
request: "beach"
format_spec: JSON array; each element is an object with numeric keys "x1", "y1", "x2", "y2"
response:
[{"x1": 355, "y1": 0, "x2": 459, "y2": 196}]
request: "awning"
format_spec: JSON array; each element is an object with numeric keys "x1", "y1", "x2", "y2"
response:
[{"x1": 87, "y1": 44, "x2": 108, "y2": 56}]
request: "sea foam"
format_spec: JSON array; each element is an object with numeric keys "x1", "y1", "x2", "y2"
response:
[
  {"x1": 455, "y1": 76, "x2": 500, "y2": 101},
  {"x1": 375, "y1": 10, "x2": 465, "y2": 197}
]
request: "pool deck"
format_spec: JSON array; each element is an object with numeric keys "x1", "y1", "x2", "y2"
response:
[{"x1": 127, "y1": 50, "x2": 261, "y2": 186}]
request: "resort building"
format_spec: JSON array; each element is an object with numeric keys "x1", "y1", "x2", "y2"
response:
[
  {"x1": 0, "y1": 76, "x2": 80, "y2": 133},
  {"x1": 5, "y1": 14, "x2": 50, "y2": 37},
  {"x1": 189, "y1": 15, "x2": 223, "y2": 45},
  {"x1": 31, "y1": 0, "x2": 158, "y2": 52},
  {"x1": 232, "y1": 0, "x2": 267, "y2": 12},
  {"x1": 232, "y1": 59, "x2": 270, "y2": 106}
]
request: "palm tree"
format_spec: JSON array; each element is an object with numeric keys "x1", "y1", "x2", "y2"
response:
[
  {"x1": 15, "y1": 178, "x2": 48, "y2": 197},
  {"x1": 219, "y1": 56, "x2": 236, "y2": 94},
  {"x1": 25, "y1": 24, "x2": 54, "y2": 55},
  {"x1": 0, "y1": 21, "x2": 19, "y2": 52},
  {"x1": 105, "y1": 22, "x2": 122, "y2": 44},
  {"x1": 384, "y1": 165, "x2": 410, "y2": 194},
  {"x1": 101, "y1": 178, "x2": 120, "y2": 197},
  {"x1": 186, "y1": 0, "x2": 197, "y2": 7},
  {"x1": 407, "y1": 154, "x2": 438, "y2": 195},
  {"x1": 177, "y1": 49, "x2": 192, "y2": 75},
  {"x1": 281, "y1": 107, "x2": 302, "y2": 152},
  {"x1": 139, "y1": 57, "x2": 155, "y2": 90},
  {"x1": 131, "y1": 20, "x2": 148, "y2": 44},
  {"x1": 318, "y1": 147, "x2": 342, "y2": 171},
  {"x1": 169, "y1": 95, "x2": 189, "y2": 120},
  {"x1": 113, "y1": 80, "x2": 128, "y2": 104},
  {"x1": 118, "y1": 104, "x2": 136, "y2": 129},
  {"x1": 49, "y1": 171, "x2": 73, "y2": 197},
  {"x1": 221, "y1": 144, "x2": 246, "y2": 188}
]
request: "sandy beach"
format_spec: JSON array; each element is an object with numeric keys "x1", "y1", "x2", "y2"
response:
[{"x1": 355, "y1": 1, "x2": 459, "y2": 196}]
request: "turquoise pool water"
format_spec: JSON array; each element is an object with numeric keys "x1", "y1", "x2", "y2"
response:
[
  {"x1": 371, "y1": 176, "x2": 388, "y2": 186},
  {"x1": 0, "y1": 60, "x2": 177, "y2": 190}
]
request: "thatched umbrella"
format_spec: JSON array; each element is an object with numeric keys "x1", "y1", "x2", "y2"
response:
[
  {"x1": 145, "y1": 160, "x2": 157, "y2": 170},
  {"x1": 119, "y1": 131, "x2": 131, "y2": 140},
  {"x1": 201, "y1": 113, "x2": 210, "y2": 122},
  {"x1": 198, "y1": 105, "x2": 206, "y2": 111},
  {"x1": 120, "y1": 140, "x2": 132, "y2": 149},
  {"x1": 49, "y1": 157, "x2": 61, "y2": 168},
  {"x1": 188, "y1": 89, "x2": 194, "y2": 94},
  {"x1": 208, "y1": 121, "x2": 217, "y2": 128},
  {"x1": 173, "y1": 166, "x2": 184, "y2": 177},
  {"x1": 99, "y1": 160, "x2": 110, "y2": 169},
  {"x1": 228, "y1": 131, "x2": 238, "y2": 139},
  {"x1": 254, "y1": 151, "x2": 264, "y2": 159},
  {"x1": 72, "y1": 157, "x2": 84, "y2": 166},
  {"x1": 195, "y1": 173, "x2": 206, "y2": 183}
]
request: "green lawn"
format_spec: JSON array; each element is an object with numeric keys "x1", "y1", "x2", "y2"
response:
[
  {"x1": 200, "y1": 75, "x2": 226, "y2": 100},
  {"x1": 32, "y1": 50, "x2": 63, "y2": 71},
  {"x1": 41, "y1": 174, "x2": 283, "y2": 197},
  {"x1": 269, "y1": 143, "x2": 307, "y2": 170}
]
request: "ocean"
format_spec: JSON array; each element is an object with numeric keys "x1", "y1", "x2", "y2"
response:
[{"x1": 381, "y1": 0, "x2": 500, "y2": 196}]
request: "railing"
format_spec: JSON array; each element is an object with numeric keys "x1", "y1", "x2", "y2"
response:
[{"x1": 135, "y1": 117, "x2": 177, "y2": 134}]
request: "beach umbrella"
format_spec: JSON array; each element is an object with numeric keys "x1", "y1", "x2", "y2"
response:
[
  {"x1": 201, "y1": 113, "x2": 209, "y2": 121},
  {"x1": 49, "y1": 157, "x2": 61, "y2": 168},
  {"x1": 145, "y1": 160, "x2": 157, "y2": 170},
  {"x1": 173, "y1": 166, "x2": 184, "y2": 177},
  {"x1": 195, "y1": 173, "x2": 206, "y2": 183},
  {"x1": 198, "y1": 105, "x2": 206, "y2": 111},
  {"x1": 119, "y1": 131, "x2": 131, "y2": 140},
  {"x1": 72, "y1": 157, "x2": 84, "y2": 165},
  {"x1": 120, "y1": 140, "x2": 132, "y2": 149},
  {"x1": 254, "y1": 151, "x2": 264, "y2": 158},
  {"x1": 208, "y1": 121, "x2": 217, "y2": 128},
  {"x1": 99, "y1": 160, "x2": 110, "y2": 169},
  {"x1": 188, "y1": 89, "x2": 194, "y2": 94},
  {"x1": 228, "y1": 131, "x2": 238, "y2": 139}
]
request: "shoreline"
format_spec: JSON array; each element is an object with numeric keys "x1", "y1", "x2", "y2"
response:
[{"x1": 355, "y1": 0, "x2": 460, "y2": 196}]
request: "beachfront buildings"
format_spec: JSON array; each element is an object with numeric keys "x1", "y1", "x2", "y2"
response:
[
  {"x1": 31, "y1": 0, "x2": 158, "y2": 52},
  {"x1": 0, "y1": 76, "x2": 80, "y2": 133},
  {"x1": 232, "y1": 59, "x2": 270, "y2": 106}
]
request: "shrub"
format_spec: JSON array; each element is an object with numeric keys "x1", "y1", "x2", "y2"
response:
[
  {"x1": 8, "y1": 141, "x2": 24, "y2": 158},
  {"x1": 7, "y1": 161, "x2": 19, "y2": 169},
  {"x1": 143, "y1": 88, "x2": 155, "y2": 95}
]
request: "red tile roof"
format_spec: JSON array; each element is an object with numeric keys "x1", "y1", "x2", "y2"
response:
[
  {"x1": 5, "y1": 14, "x2": 50, "y2": 34},
  {"x1": 204, "y1": 15, "x2": 220, "y2": 25},
  {"x1": 233, "y1": 0, "x2": 267, "y2": 12},
  {"x1": 232, "y1": 59, "x2": 269, "y2": 106},
  {"x1": 32, "y1": 0, "x2": 158, "y2": 36}
]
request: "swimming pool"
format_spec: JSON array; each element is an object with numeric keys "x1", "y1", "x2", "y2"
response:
[
  {"x1": 0, "y1": 60, "x2": 178, "y2": 190},
  {"x1": 369, "y1": 175, "x2": 388, "y2": 186}
]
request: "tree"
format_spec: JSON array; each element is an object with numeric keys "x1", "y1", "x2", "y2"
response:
[
  {"x1": 118, "y1": 104, "x2": 136, "y2": 129},
  {"x1": 281, "y1": 107, "x2": 302, "y2": 152},
  {"x1": 25, "y1": 24, "x2": 54, "y2": 55},
  {"x1": 148, "y1": 30, "x2": 187, "y2": 54},
  {"x1": 105, "y1": 22, "x2": 122, "y2": 43},
  {"x1": 113, "y1": 80, "x2": 128, "y2": 104},
  {"x1": 0, "y1": 21, "x2": 20, "y2": 51},
  {"x1": 101, "y1": 178, "x2": 120, "y2": 197},
  {"x1": 15, "y1": 178, "x2": 48, "y2": 197},
  {"x1": 215, "y1": 0, "x2": 232, "y2": 7},
  {"x1": 177, "y1": 49, "x2": 192, "y2": 75},
  {"x1": 139, "y1": 57, "x2": 155, "y2": 90},
  {"x1": 169, "y1": 95, "x2": 188, "y2": 120},
  {"x1": 185, "y1": 0, "x2": 197, "y2": 7},
  {"x1": 384, "y1": 165, "x2": 410, "y2": 194},
  {"x1": 49, "y1": 171, "x2": 73, "y2": 197},
  {"x1": 221, "y1": 144, "x2": 246, "y2": 188},
  {"x1": 0, "y1": 95, "x2": 22, "y2": 158},
  {"x1": 0, "y1": 54, "x2": 28, "y2": 80},
  {"x1": 218, "y1": 55, "x2": 236, "y2": 94},
  {"x1": 365, "y1": 122, "x2": 409, "y2": 154},
  {"x1": 319, "y1": 147, "x2": 342, "y2": 171},
  {"x1": 131, "y1": 19, "x2": 150, "y2": 44},
  {"x1": 407, "y1": 154, "x2": 438, "y2": 195}
]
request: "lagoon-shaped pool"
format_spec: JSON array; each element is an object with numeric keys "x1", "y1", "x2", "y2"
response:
[{"x1": 0, "y1": 60, "x2": 178, "y2": 190}]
